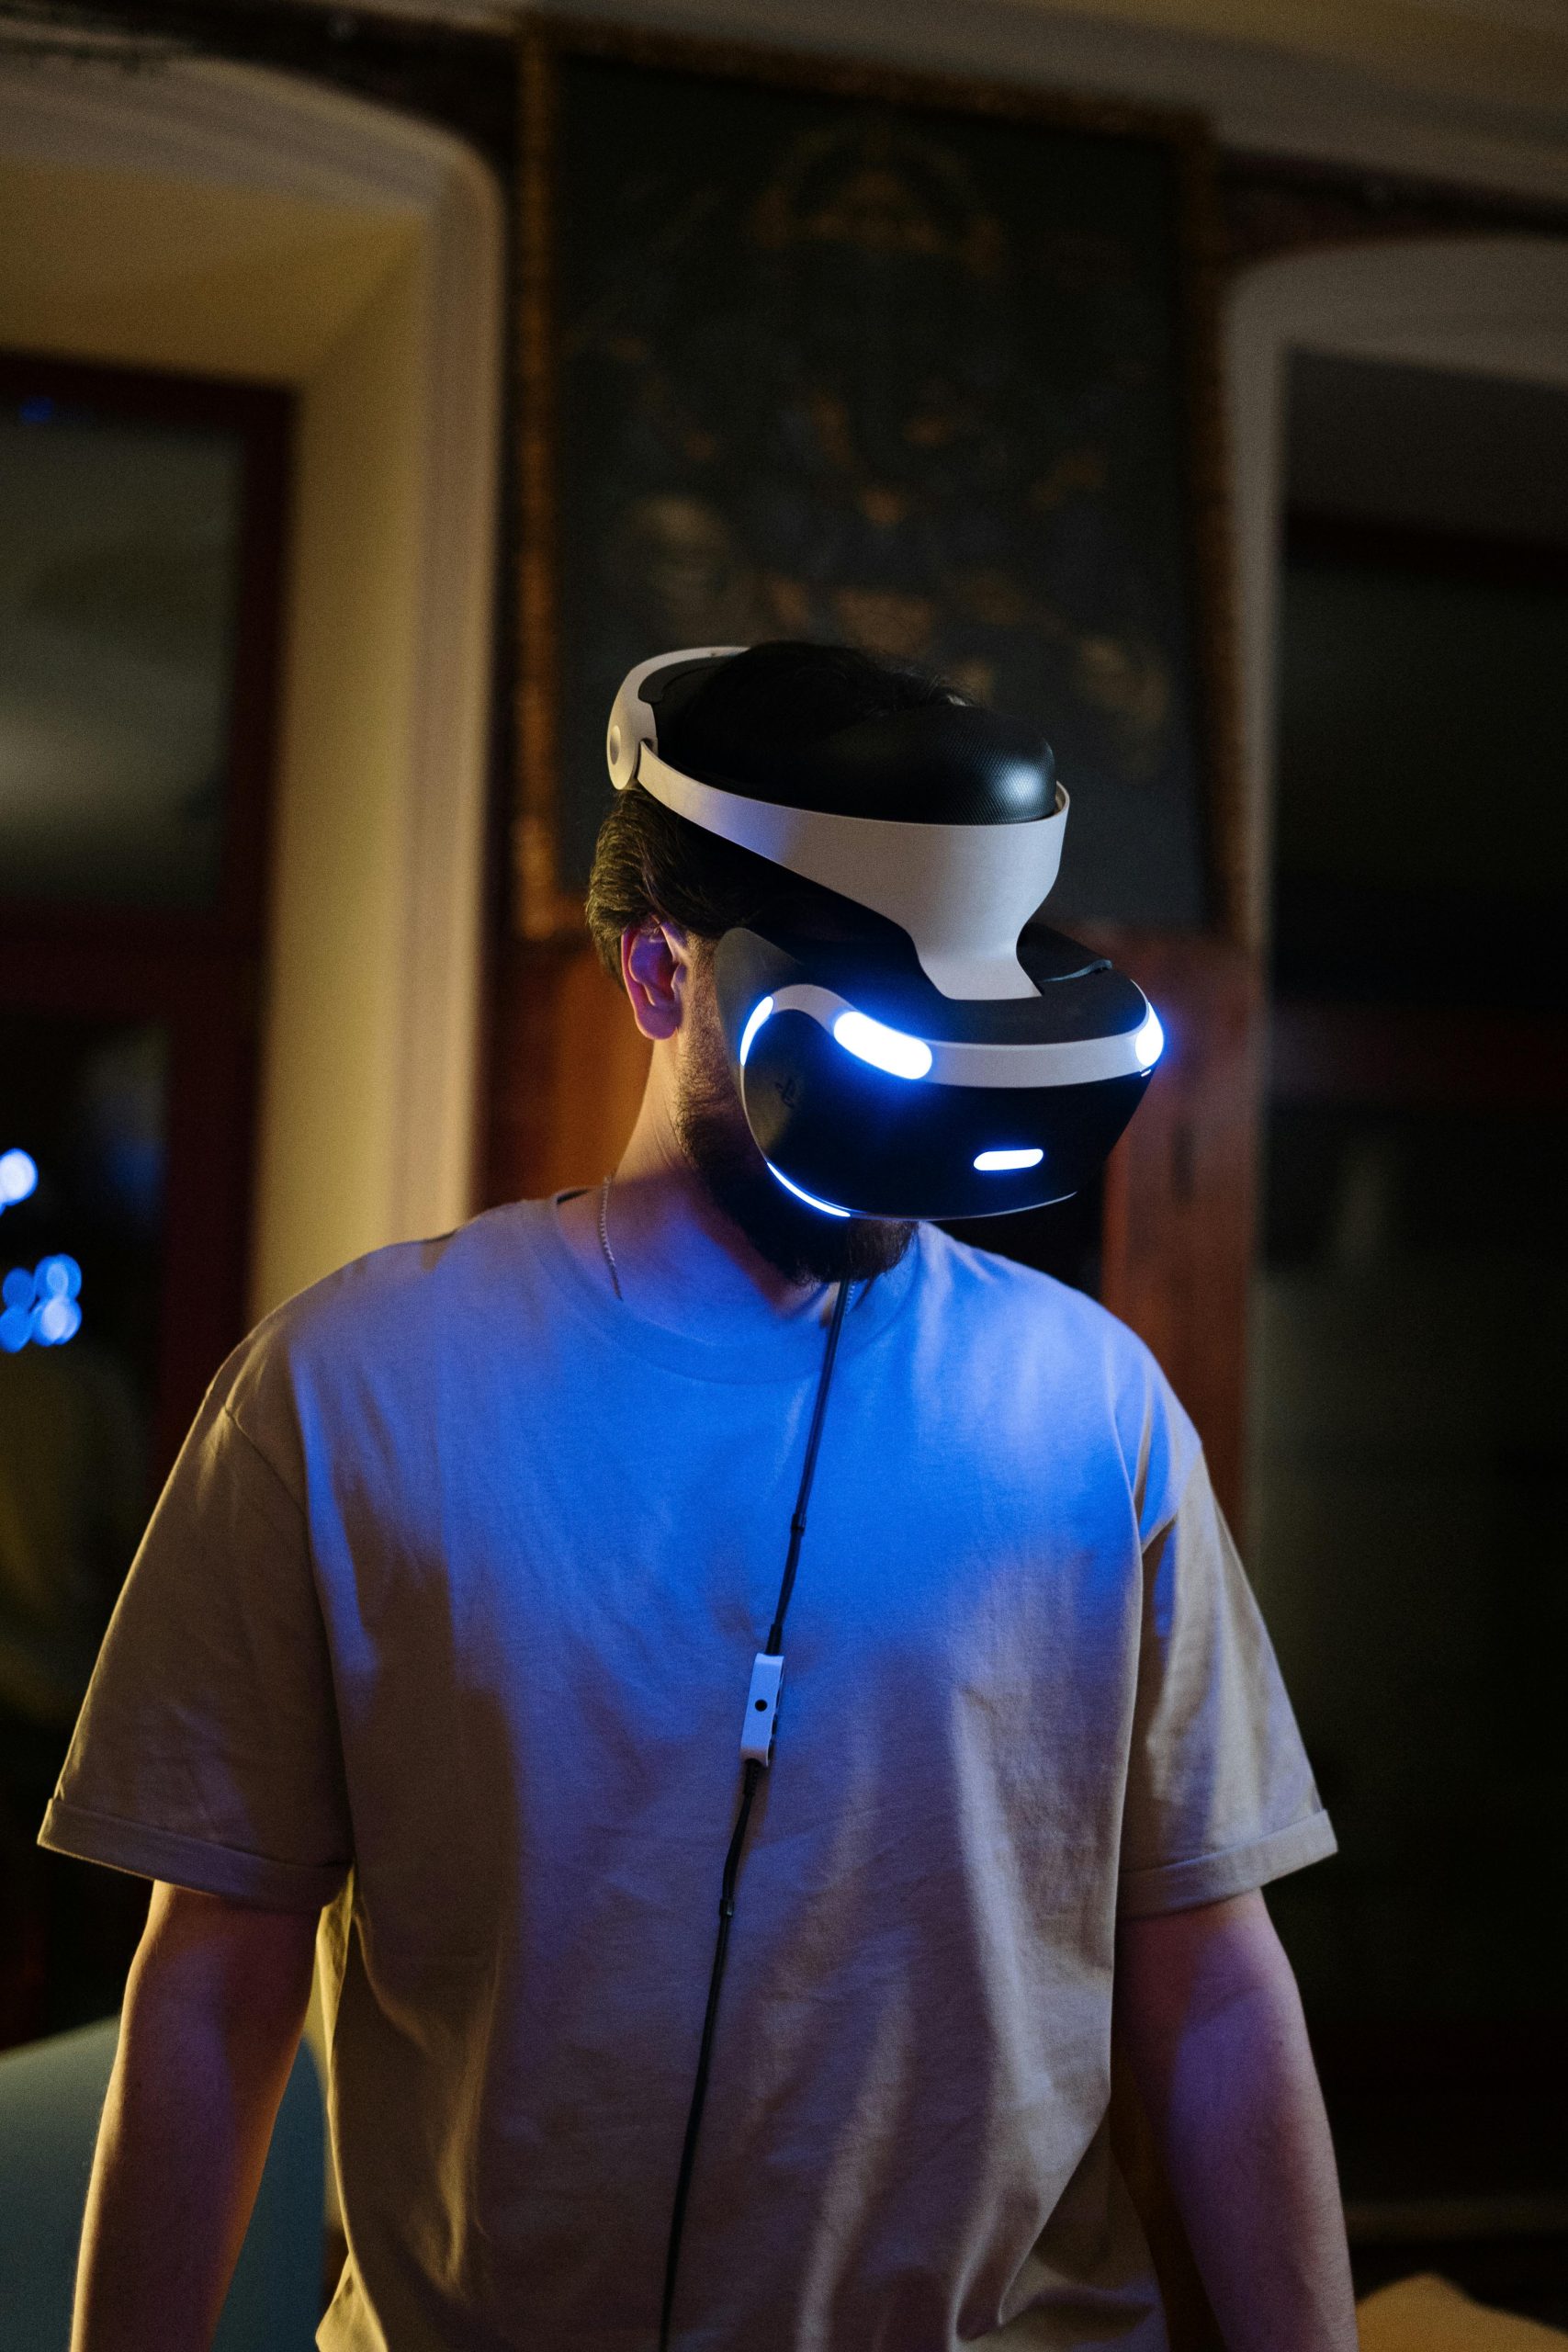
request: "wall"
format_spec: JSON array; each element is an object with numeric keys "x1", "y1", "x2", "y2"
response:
[
  {"x1": 0, "y1": 154, "x2": 413, "y2": 380},
  {"x1": 490, "y1": 0, "x2": 1568, "y2": 203},
  {"x1": 256, "y1": 239, "x2": 430, "y2": 1308}
]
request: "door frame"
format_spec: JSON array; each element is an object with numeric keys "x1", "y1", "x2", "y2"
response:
[
  {"x1": 1225, "y1": 233, "x2": 1568, "y2": 955},
  {"x1": 0, "y1": 51, "x2": 505, "y2": 1317}
]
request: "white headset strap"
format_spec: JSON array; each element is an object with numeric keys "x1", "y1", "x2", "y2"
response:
[
  {"x1": 604, "y1": 645, "x2": 744, "y2": 791},
  {"x1": 605, "y1": 646, "x2": 1066, "y2": 1001},
  {"x1": 636, "y1": 748, "x2": 1065, "y2": 1002}
]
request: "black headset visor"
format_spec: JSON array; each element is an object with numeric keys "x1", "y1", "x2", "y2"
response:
[{"x1": 714, "y1": 923, "x2": 1157, "y2": 1221}]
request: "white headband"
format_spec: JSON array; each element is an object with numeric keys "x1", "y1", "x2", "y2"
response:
[{"x1": 606, "y1": 648, "x2": 1066, "y2": 1002}]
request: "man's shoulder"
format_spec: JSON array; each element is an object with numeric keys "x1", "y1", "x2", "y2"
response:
[
  {"x1": 916, "y1": 1221, "x2": 1160, "y2": 1380},
  {"x1": 210, "y1": 1202, "x2": 549, "y2": 1431},
  {"x1": 915, "y1": 1224, "x2": 1198, "y2": 1505},
  {"x1": 261, "y1": 1201, "x2": 535, "y2": 1342}
]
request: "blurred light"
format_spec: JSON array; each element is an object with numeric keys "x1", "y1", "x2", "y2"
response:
[
  {"x1": 764, "y1": 1161, "x2": 852, "y2": 1219},
  {"x1": 739, "y1": 997, "x2": 774, "y2": 1068},
  {"x1": 39, "y1": 1254, "x2": 81, "y2": 1299},
  {"x1": 36, "y1": 1295, "x2": 80, "y2": 1345},
  {"x1": 0, "y1": 1257, "x2": 85, "y2": 1351},
  {"x1": 0, "y1": 1148, "x2": 38, "y2": 1209},
  {"x1": 831, "y1": 1011, "x2": 932, "y2": 1080},
  {"x1": 975, "y1": 1147, "x2": 1044, "y2": 1172},
  {"x1": 1133, "y1": 1009, "x2": 1165, "y2": 1070},
  {"x1": 19, "y1": 398, "x2": 55, "y2": 424}
]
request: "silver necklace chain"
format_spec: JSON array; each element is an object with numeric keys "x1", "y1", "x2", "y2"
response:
[
  {"x1": 597, "y1": 1172, "x2": 850, "y2": 1324},
  {"x1": 597, "y1": 1173, "x2": 623, "y2": 1301}
]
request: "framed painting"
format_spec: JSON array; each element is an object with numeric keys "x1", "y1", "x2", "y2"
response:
[{"x1": 516, "y1": 20, "x2": 1240, "y2": 942}]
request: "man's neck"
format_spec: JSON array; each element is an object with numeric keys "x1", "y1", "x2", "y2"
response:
[{"x1": 554, "y1": 1091, "x2": 834, "y2": 1340}]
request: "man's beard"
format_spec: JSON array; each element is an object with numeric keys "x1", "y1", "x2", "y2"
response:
[{"x1": 672, "y1": 983, "x2": 917, "y2": 1288}]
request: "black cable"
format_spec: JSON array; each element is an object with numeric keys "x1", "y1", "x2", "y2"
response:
[
  {"x1": 765, "y1": 1273, "x2": 852, "y2": 1657},
  {"x1": 657, "y1": 1273, "x2": 855, "y2": 2351}
]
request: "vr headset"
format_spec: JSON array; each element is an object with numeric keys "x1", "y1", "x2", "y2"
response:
[{"x1": 606, "y1": 646, "x2": 1162, "y2": 1222}]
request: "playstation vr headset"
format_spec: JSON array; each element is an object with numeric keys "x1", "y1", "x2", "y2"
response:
[{"x1": 605, "y1": 646, "x2": 1164, "y2": 1222}]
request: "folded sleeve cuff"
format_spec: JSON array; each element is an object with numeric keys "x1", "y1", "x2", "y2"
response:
[
  {"x1": 38, "y1": 1797, "x2": 348, "y2": 1913},
  {"x1": 1118, "y1": 1806, "x2": 1337, "y2": 1919}
]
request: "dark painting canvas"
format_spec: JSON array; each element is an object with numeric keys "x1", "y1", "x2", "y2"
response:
[{"x1": 532, "y1": 38, "x2": 1224, "y2": 931}]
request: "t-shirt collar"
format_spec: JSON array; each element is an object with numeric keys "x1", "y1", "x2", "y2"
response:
[{"x1": 518, "y1": 1192, "x2": 924, "y2": 1385}]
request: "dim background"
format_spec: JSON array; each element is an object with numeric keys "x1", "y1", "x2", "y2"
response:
[{"x1": 0, "y1": 0, "x2": 1564, "y2": 2340}]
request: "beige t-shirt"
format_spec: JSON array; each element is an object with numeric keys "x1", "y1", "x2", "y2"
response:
[{"x1": 39, "y1": 1202, "x2": 1335, "y2": 2351}]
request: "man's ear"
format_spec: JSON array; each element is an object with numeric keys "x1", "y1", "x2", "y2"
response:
[{"x1": 621, "y1": 918, "x2": 692, "y2": 1043}]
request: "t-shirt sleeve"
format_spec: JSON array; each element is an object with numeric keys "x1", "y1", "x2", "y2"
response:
[
  {"x1": 1118, "y1": 1443, "x2": 1336, "y2": 1917},
  {"x1": 36, "y1": 1361, "x2": 353, "y2": 1912}
]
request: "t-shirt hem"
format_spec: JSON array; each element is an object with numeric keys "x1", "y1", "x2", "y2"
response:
[
  {"x1": 38, "y1": 1796, "x2": 348, "y2": 1911},
  {"x1": 1116, "y1": 1806, "x2": 1337, "y2": 1917}
]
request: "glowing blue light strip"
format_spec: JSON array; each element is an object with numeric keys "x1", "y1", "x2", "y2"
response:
[
  {"x1": 830, "y1": 1009, "x2": 932, "y2": 1080},
  {"x1": 764, "y1": 1160, "x2": 852, "y2": 1218},
  {"x1": 739, "y1": 996, "x2": 774, "y2": 1068},
  {"x1": 974, "y1": 1147, "x2": 1044, "y2": 1172},
  {"x1": 768, "y1": 982, "x2": 1167, "y2": 1088}
]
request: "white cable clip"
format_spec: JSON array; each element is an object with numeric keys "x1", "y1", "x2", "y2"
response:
[{"x1": 740, "y1": 1652, "x2": 784, "y2": 1765}]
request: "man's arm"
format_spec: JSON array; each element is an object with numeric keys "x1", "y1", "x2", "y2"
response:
[
  {"x1": 72, "y1": 1879, "x2": 320, "y2": 2352},
  {"x1": 1114, "y1": 1888, "x2": 1357, "y2": 2352}
]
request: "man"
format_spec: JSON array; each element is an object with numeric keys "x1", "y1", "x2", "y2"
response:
[{"x1": 41, "y1": 642, "x2": 1357, "y2": 2351}]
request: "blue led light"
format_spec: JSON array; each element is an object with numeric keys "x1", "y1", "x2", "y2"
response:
[
  {"x1": 739, "y1": 996, "x2": 774, "y2": 1068},
  {"x1": 764, "y1": 1160, "x2": 852, "y2": 1219},
  {"x1": 1132, "y1": 1009, "x2": 1165, "y2": 1069},
  {"x1": 0, "y1": 1148, "x2": 38, "y2": 1210},
  {"x1": 975, "y1": 1147, "x2": 1044, "y2": 1172},
  {"x1": 830, "y1": 1010, "x2": 932, "y2": 1081},
  {"x1": 1, "y1": 1267, "x2": 31, "y2": 1311}
]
